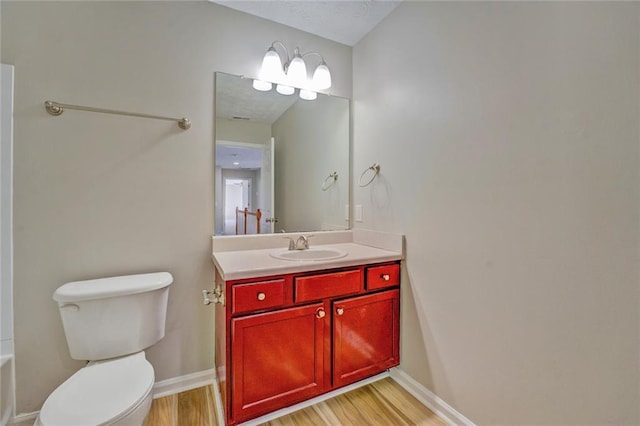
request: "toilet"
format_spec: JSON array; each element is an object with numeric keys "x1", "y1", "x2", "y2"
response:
[{"x1": 36, "y1": 272, "x2": 173, "y2": 426}]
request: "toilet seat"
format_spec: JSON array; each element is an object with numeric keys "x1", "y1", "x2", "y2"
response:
[{"x1": 38, "y1": 352, "x2": 154, "y2": 426}]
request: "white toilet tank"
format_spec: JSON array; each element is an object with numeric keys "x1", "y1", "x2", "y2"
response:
[{"x1": 53, "y1": 272, "x2": 173, "y2": 361}]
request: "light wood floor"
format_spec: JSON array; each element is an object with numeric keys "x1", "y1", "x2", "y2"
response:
[
  {"x1": 144, "y1": 377, "x2": 445, "y2": 426},
  {"x1": 144, "y1": 386, "x2": 218, "y2": 426}
]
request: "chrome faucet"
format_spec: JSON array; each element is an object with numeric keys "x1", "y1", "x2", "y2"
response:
[
  {"x1": 284, "y1": 235, "x2": 314, "y2": 250},
  {"x1": 296, "y1": 235, "x2": 310, "y2": 250}
]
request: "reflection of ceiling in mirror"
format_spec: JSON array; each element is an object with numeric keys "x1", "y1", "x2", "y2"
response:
[
  {"x1": 216, "y1": 73, "x2": 297, "y2": 124},
  {"x1": 216, "y1": 144, "x2": 263, "y2": 169}
]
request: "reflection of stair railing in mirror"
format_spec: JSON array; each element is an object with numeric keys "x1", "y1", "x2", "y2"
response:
[
  {"x1": 321, "y1": 171, "x2": 338, "y2": 191},
  {"x1": 358, "y1": 163, "x2": 380, "y2": 187},
  {"x1": 235, "y1": 207, "x2": 262, "y2": 235}
]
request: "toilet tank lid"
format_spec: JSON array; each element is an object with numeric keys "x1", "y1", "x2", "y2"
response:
[{"x1": 54, "y1": 272, "x2": 173, "y2": 303}]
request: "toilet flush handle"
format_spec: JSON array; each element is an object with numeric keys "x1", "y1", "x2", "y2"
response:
[{"x1": 59, "y1": 303, "x2": 80, "y2": 312}]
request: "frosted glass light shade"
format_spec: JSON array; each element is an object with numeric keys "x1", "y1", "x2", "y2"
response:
[
  {"x1": 261, "y1": 47, "x2": 284, "y2": 81},
  {"x1": 276, "y1": 84, "x2": 295, "y2": 96},
  {"x1": 287, "y1": 54, "x2": 307, "y2": 87},
  {"x1": 252, "y1": 79, "x2": 272, "y2": 91},
  {"x1": 312, "y1": 62, "x2": 332, "y2": 90},
  {"x1": 299, "y1": 89, "x2": 317, "y2": 100}
]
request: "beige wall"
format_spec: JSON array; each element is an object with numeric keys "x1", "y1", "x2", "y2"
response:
[
  {"x1": 354, "y1": 2, "x2": 640, "y2": 424},
  {"x1": 1, "y1": 1, "x2": 351, "y2": 414},
  {"x1": 5, "y1": 0, "x2": 640, "y2": 422},
  {"x1": 272, "y1": 95, "x2": 349, "y2": 232}
]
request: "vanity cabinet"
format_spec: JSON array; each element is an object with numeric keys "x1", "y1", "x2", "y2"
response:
[
  {"x1": 215, "y1": 261, "x2": 400, "y2": 425},
  {"x1": 333, "y1": 289, "x2": 400, "y2": 388},
  {"x1": 230, "y1": 302, "x2": 326, "y2": 421}
]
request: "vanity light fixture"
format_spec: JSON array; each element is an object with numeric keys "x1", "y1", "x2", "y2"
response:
[
  {"x1": 252, "y1": 41, "x2": 332, "y2": 100},
  {"x1": 276, "y1": 84, "x2": 295, "y2": 96},
  {"x1": 299, "y1": 89, "x2": 317, "y2": 101},
  {"x1": 252, "y1": 80, "x2": 272, "y2": 92}
]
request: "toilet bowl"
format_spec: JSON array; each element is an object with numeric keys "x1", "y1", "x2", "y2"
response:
[
  {"x1": 36, "y1": 352, "x2": 154, "y2": 426},
  {"x1": 37, "y1": 272, "x2": 173, "y2": 426}
]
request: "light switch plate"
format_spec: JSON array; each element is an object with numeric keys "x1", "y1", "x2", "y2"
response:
[{"x1": 355, "y1": 205, "x2": 363, "y2": 222}]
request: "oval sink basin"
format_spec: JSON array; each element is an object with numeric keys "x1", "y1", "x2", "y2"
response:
[{"x1": 270, "y1": 248, "x2": 348, "y2": 261}]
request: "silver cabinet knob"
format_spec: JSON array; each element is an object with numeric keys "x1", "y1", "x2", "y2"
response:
[{"x1": 257, "y1": 292, "x2": 266, "y2": 301}]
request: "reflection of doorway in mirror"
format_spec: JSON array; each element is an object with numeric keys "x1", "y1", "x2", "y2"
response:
[
  {"x1": 261, "y1": 137, "x2": 275, "y2": 234},
  {"x1": 215, "y1": 140, "x2": 274, "y2": 235},
  {"x1": 224, "y1": 178, "x2": 251, "y2": 235}
]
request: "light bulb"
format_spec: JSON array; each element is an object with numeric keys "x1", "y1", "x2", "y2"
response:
[
  {"x1": 312, "y1": 62, "x2": 331, "y2": 90},
  {"x1": 261, "y1": 47, "x2": 284, "y2": 82},
  {"x1": 252, "y1": 79, "x2": 272, "y2": 92},
  {"x1": 299, "y1": 89, "x2": 317, "y2": 100},
  {"x1": 287, "y1": 52, "x2": 307, "y2": 87},
  {"x1": 276, "y1": 84, "x2": 295, "y2": 96}
]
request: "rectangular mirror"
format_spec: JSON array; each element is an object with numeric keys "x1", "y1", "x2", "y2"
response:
[{"x1": 214, "y1": 72, "x2": 350, "y2": 235}]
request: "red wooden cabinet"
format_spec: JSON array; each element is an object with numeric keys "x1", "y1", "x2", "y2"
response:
[
  {"x1": 333, "y1": 289, "x2": 400, "y2": 388},
  {"x1": 231, "y1": 279, "x2": 287, "y2": 314},
  {"x1": 294, "y1": 269, "x2": 362, "y2": 303},
  {"x1": 231, "y1": 303, "x2": 327, "y2": 422},
  {"x1": 215, "y1": 261, "x2": 400, "y2": 425}
]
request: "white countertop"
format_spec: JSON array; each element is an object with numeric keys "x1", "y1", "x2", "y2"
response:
[{"x1": 212, "y1": 242, "x2": 402, "y2": 281}]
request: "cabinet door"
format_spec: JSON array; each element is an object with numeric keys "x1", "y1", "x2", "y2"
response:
[
  {"x1": 333, "y1": 290, "x2": 400, "y2": 388},
  {"x1": 231, "y1": 303, "x2": 326, "y2": 422}
]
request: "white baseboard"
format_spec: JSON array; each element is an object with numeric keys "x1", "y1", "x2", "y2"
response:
[
  {"x1": 236, "y1": 372, "x2": 390, "y2": 425},
  {"x1": 153, "y1": 369, "x2": 215, "y2": 399},
  {"x1": 212, "y1": 374, "x2": 225, "y2": 426},
  {"x1": 9, "y1": 411, "x2": 37, "y2": 426},
  {"x1": 214, "y1": 369, "x2": 472, "y2": 426},
  {"x1": 389, "y1": 368, "x2": 475, "y2": 426},
  {"x1": 10, "y1": 369, "x2": 216, "y2": 425},
  {"x1": 14, "y1": 369, "x2": 468, "y2": 426}
]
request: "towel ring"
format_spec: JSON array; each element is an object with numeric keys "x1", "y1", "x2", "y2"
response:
[
  {"x1": 321, "y1": 172, "x2": 338, "y2": 191},
  {"x1": 358, "y1": 163, "x2": 380, "y2": 187}
]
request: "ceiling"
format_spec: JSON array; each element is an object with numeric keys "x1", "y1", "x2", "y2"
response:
[
  {"x1": 215, "y1": 72, "x2": 281, "y2": 169},
  {"x1": 209, "y1": 0, "x2": 402, "y2": 46},
  {"x1": 216, "y1": 72, "x2": 297, "y2": 124},
  {"x1": 216, "y1": 143, "x2": 264, "y2": 169}
]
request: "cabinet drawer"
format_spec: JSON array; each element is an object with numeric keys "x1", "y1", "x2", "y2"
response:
[
  {"x1": 366, "y1": 264, "x2": 400, "y2": 290},
  {"x1": 232, "y1": 279, "x2": 287, "y2": 314},
  {"x1": 295, "y1": 270, "x2": 362, "y2": 303}
]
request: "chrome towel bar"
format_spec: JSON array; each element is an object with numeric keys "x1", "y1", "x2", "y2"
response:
[{"x1": 44, "y1": 100, "x2": 191, "y2": 130}]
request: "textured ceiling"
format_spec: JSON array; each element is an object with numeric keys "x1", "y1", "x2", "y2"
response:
[
  {"x1": 216, "y1": 143, "x2": 264, "y2": 169},
  {"x1": 215, "y1": 72, "x2": 290, "y2": 169},
  {"x1": 216, "y1": 72, "x2": 297, "y2": 124},
  {"x1": 209, "y1": 0, "x2": 402, "y2": 46}
]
